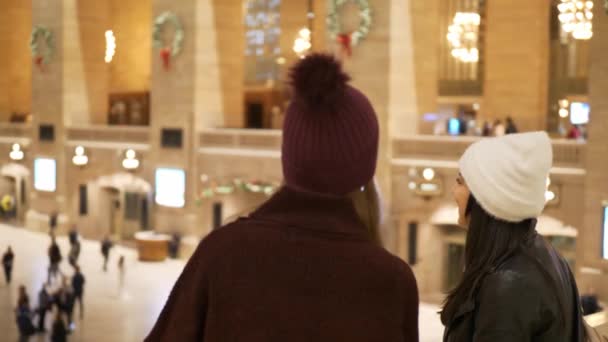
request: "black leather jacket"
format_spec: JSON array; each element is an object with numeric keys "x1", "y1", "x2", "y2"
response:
[{"x1": 444, "y1": 233, "x2": 584, "y2": 341}]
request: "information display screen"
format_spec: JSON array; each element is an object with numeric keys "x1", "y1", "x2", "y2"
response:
[
  {"x1": 570, "y1": 102, "x2": 590, "y2": 125},
  {"x1": 155, "y1": 168, "x2": 185, "y2": 208},
  {"x1": 34, "y1": 158, "x2": 56, "y2": 192}
]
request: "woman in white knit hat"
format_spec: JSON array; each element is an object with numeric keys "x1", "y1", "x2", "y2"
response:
[{"x1": 441, "y1": 132, "x2": 586, "y2": 341}]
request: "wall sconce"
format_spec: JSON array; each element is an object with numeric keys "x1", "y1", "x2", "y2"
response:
[
  {"x1": 545, "y1": 177, "x2": 560, "y2": 206},
  {"x1": 9, "y1": 144, "x2": 24, "y2": 161},
  {"x1": 558, "y1": 99, "x2": 570, "y2": 118},
  {"x1": 122, "y1": 149, "x2": 140, "y2": 170},
  {"x1": 408, "y1": 167, "x2": 443, "y2": 198},
  {"x1": 72, "y1": 145, "x2": 89, "y2": 167}
]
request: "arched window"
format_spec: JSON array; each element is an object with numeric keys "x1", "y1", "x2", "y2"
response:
[{"x1": 244, "y1": 0, "x2": 281, "y2": 84}]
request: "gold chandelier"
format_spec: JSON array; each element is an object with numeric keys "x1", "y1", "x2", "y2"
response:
[
  {"x1": 558, "y1": 0, "x2": 594, "y2": 40},
  {"x1": 447, "y1": 12, "x2": 481, "y2": 63}
]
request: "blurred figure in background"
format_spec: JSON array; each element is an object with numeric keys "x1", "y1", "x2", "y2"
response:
[
  {"x1": 481, "y1": 121, "x2": 492, "y2": 137},
  {"x1": 48, "y1": 236, "x2": 62, "y2": 282},
  {"x1": 15, "y1": 285, "x2": 35, "y2": 340},
  {"x1": 505, "y1": 116, "x2": 518, "y2": 134},
  {"x1": 68, "y1": 234, "x2": 81, "y2": 267},
  {"x1": 72, "y1": 266, "x2": 85, "y2": 319},
  {"x1": 51, "y1": 308, "x2": 68, "y2": 342},
  {"x1": 493, "y1": 119, "x2": 505, "y2": 136},
  {"x1": 37, "y1": 283, "x2": 51, "y2": 332},
  {"x1": 49, "y1": 211, "x2": 58, "y2": 236},
  {"x1": 2, "y1": 245, "x2": 14, "y2": 285},
  {"x1": 117, "y1": 255, "x2": 125, "y2": 297},
  {"x1": 581, "y1": 287, "x2": 603, "y2": 316},
  {"x1": 101, "y1": 235, "x2": 113, "y2": 272},
  {"x1": 57, "y1": 277, "x2": 76, "y2": 330}
]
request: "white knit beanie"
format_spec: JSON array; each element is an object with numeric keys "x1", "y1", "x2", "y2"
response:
[{"x1": 459, "y1": 132, "x2": 552, "y2": 222}]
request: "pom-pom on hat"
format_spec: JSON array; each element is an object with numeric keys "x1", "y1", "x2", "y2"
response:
[
  {"x1": 282, "y1": 53, "x2": 379, "y2": 196},
  {"x1": 459, "y1": 131, "x2": 553, "y2": 222}
]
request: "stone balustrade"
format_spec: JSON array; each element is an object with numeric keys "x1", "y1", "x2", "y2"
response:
[{"x1": 66, "y1": 125, "x2": 150, "y2": 145}]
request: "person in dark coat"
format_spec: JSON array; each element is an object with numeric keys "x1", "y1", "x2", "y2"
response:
[
  {"x1": 101, "y1": 236, "x2": 113, "y2": 272},
  {"x1": 442, "y1": 132, "x2": 584, "y2": 341},
  {"x1": 71, "y1": 266, "x2": 85, "y2": 319},
  {"x1": 37, "y1": 283, "x2": 51, "y2": 332},
  {"x1": 145, "y1": 54, "x2": 419, "y2": 342},
  {"x1": 56, "y1": 278, "x2": 76, "y2": 329},
  {"x1": 51, "y1": 309, "x2": 68, "y2": 342},
  {"x1": 68, "y1": 225, "x2": 78, "y2": 246},
  {"x1": 15, "y1": 285, "x2": 35, "y2": 340},
  {"x1": 2, "y1": 245, "x2": 14, "y2": 284},
  {"x1": 48, "y1": 236, "x2": 62, "y2": 281}
]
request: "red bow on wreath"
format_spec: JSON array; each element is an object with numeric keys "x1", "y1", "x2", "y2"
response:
[
  {"x1": 160, "y1": 47, "x2": 171, "y2": 70},
  {"x1": 34, "y1": 56, "x2": 45, "y2": 72},
  {"x1": 337, "y1": 33, "x2": 352, "y2": 57}
]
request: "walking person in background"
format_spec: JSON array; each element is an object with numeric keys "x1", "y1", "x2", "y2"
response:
[
  {"x1": 68, "y1": 236, "x2": 81, "y2": 267},
  {"x1": 71, "y1": 266, "x2": 85, "y2": 319},
  {"x1": 145, "y1": 54, "x2": 419, "y2": 342},
  {"x1": 37, "y1": 283, "x2": 51, "y2": 332},
  {"x1": 117, "y1": 255, "x2": 125, "y2": 297},
  {"x1": 505, "y1": 116, "x2": 518, "y2": 134},
  {"x1": 48, "y1": 236, "x2": 62, "y2": 282},
  {"x1": 68, "y1": 225, "x2": 78, "y2": 245},
  {"x1": 2, "y1": 245, "x2": 14, "y2": 285},
  {"x1": 442, "y1": 132, "x2": 584, "y2": 341},
  {"x1": 49, "y1": 211, "x2": 58, "y2": 236},
  {"x1": 101, "y1": 235, "x2": 113, "y2": 272}
]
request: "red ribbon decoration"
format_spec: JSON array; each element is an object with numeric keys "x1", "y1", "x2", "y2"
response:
[
  {"x1": 34, "y1": 56, "x2": 45, "y2": 72},
  {"x1": 160, "y1": 47, "x2": 171, "y2": 70},
  {"x1": 337, "y1": 33, "x2": 352, "y2": 57}
]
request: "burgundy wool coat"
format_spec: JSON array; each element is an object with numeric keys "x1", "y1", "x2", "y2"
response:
[{"x1": 145, "y1": 186, "x2": 419, "y2": 342}]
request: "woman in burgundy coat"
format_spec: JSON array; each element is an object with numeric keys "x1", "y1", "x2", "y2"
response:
[{"x1": 145, "y1": 54, "x2": 419, "y2": 342}]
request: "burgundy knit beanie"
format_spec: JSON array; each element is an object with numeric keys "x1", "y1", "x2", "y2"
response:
[{"x1": 282, "y1": 53, "x2": 379, "y2": 196}]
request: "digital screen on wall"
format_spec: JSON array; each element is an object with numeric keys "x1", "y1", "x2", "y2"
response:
[
  {"x1": 570, "y1": 102, "x2": 590, "y2": 125},
  {"x1": 155, "y1": 168, "x2": 185, "y2": 208},
  {"x1": 34, "y1": 158, "x2": 56, "y2": 192},
  {"x1": 448, "y1": 118, "x2": 461, "y2": 136},
  {"x1": 602, "y1": 204, "x2": 608, "y2": 260}
]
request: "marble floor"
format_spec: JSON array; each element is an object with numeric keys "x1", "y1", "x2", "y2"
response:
[{"x1": 0, "y1": 223, "x2": 444, "y2": 341}]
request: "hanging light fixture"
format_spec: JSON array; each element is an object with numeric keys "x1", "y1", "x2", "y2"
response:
[
  {"x1": 558, "y1": 0, "x2": 594, "y2": 40},
  {"x1": 293, "y1": 27, "x2": 312, "y2": 58},
  {"x1": 447, "y1": 12, "x2": 481, "y2": 63},
  {"x1": 105, "y1": 30, "x2": 116, "y2": 63}
]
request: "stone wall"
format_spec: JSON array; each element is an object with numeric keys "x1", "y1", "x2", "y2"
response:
[{"x1": 0, "y1": 0, "x2": 32, "y2": 121}]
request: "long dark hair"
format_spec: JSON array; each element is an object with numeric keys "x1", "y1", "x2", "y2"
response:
[{"x1": 440, "y1": 194, "x2": 536, "y2": 324}]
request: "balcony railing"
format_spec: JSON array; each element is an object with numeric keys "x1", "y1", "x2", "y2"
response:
[
  {"x1": 67, "y1": 125, "x2": 150, "y2": 145},
  {"x1": 0, "y1": 123, "x2": 32, "y2": 138},
  {"x1": 393, "y1": 135, "x2": 586, "y2": 169},
  {"x1": 199, "y1": 129, "x2": 282, "y2": 150}
]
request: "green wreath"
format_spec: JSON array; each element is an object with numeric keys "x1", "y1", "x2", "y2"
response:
[
  {"x1": 152, "y1": 11, "x2": 184, "y2": 57},
  {"x1": 30, "y1": 25, "x2": 54, "y2": 65},
  {"x1": 327, "y1": 0, "x2": 372, "y2": 47}
]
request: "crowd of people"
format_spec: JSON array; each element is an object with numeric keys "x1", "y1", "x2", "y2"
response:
[{"x1": 2, "y1": 222, "x2": 125, "y2": 341}]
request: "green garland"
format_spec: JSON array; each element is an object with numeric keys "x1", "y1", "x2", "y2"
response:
[
  {"x1": 152, "y1": 11, "x2": 184, "y2": 57},
  {"x1": 327, "y1": 0, "x2": 372, "y2": 46},
  {"x1": 30, "y1": 25, "x2": 54, "y2": 65}
]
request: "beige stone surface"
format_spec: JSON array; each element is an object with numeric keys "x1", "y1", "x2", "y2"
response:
[
  {"x1": 0, "y1": 0, "x2": 32, "y2": 121},
  {"x1": 581, "y1": 0, "x2": 608, "y2": 300},
  {"x1": 483, "y1": 0, "x2": 550, "y2": 131}
]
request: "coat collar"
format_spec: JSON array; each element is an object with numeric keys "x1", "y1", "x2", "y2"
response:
[{"x1": 249, "y1": 186, "x2": 371, "y2": 239}]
